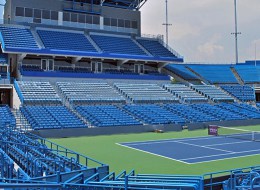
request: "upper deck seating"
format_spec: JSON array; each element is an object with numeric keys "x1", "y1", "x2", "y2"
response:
[
  {"x1": 37, "y1": 30, "x2": 97, "y2": 52},
  {"x1": 136, "y1": 38, "x2": 176, "y2": 58},
  {"x1": 0, "y1": 26, "x2": 39, "y2": 49},
  {"x1": 164, "y1": 64, "x2": 200, "y2": 80},
  {"x1": 90, "y1": 34, "x2": 147, "y2": 55},
  {"x1": 187, "y1": 65, "x2": 237, "y2": 84}
]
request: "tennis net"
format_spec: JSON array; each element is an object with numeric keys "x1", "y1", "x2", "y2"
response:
[{"x1": 208, "y1": 125, "x2": 260, "y2": 142}]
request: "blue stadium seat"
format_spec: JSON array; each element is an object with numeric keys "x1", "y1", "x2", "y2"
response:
[
  {"x1": 75, "y1": 105, "x2": 141, "y2": 127},
  {"x1": 123, "y1": 104, "x2": 186, "y2": 125},
  {"x1": 221, "y1": 85, "x2": 255, "y2": 102},
  {"x1": 165, "y1": 64, "x2": 200, "y2": 80},
  {"x1": 37, "y1": 30, "x2": 97, "y2": 52},
  {"x1": 17, "y1": 81, "x2": 61, "y2": 104},
  {"x1": 0, "y1": 26, "x2": 39, "y2": 49},
  {"x1": 187, "y1": 65, "x2": 238, "y2": 84},
  {"x1": 90, "y1": 34, "x2": 147, "y2": 55},
  {"x1": 136, "y1": 38, "x2": 176, "y2": 58},
  {"x1": 234, "y1": 65, "x2": 260, "y2": 83},
  {"x1": 20, "y1": 105, "x2": 86, "y2": 130}
]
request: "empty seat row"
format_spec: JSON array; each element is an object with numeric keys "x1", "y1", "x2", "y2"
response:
[{"x1": 20, "y1": 105, "x2": 86, "y2": 130}]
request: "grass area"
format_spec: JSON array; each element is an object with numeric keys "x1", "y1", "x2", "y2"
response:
[{"x1": 50, "y1": 125, "x2": 260, "y2": 175}]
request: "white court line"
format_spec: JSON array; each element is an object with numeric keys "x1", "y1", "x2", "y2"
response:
[
  {"x1": 181, "y1": 149, "x2": 260, "y2": 161},
  {"x1": 184, "y1": 153, "x2": 260, "y2": 165},
  {"x1": 116, "y1": 143, "x2": 191, "y2": 165},
  {"x1": 174, "y1": 141, "x2": 234, "y2": 153},
  {"x1": 205, "y1": 140, "x2": 253, "y2": 147},
  {"x1": 120, "y1": 135, "x2": 223, "y2": 146}
]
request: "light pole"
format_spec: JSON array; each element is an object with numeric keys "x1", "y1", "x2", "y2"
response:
[
  {"x1": 162, "y1": 0, "x2": 172, "y2": 46},
  {"x1": 231, "y1": 0, "x2": 241, "y2": 64}
]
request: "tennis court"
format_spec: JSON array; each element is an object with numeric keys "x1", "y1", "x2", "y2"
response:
[{"x1": 119, "y1": 127, "x2": 260, "y2": 164}]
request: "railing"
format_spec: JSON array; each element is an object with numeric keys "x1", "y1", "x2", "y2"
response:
[
  {"x1": 141, "y1": 33, "x2": 183, "y2": 59},
  {"x1": 13, "y1": 79, "x2": 24, "y2": 103}
]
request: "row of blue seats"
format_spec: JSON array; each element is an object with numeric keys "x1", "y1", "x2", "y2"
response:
[
  {"x1": 21, "y1": 106, "x2": 86, "y2": 130},
  {"x1": 221, "y1": 85, "x2": 255, "y2": 102},
  {"x1": 0, "y1": 26, "x2": 177, "y2": 58},
  {"x1": 75, "y1": 105, "x2": 141, "y2": 127},
  {"x1": 0, "y1": 105, "x2": 16, "y2": 126}
]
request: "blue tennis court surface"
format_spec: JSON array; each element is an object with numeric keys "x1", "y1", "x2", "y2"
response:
[{"x1": 119, "y1": 136, "x2": 260, "y2": 164}]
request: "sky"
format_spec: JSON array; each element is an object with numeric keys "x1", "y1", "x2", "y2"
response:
[{"x1": 141, "y1": 0, "x2": 260, "y2": 63}]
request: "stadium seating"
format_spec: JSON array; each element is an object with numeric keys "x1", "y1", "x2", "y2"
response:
[
  {"x1": 37, "y1": 30, "x2": 97, "y2": 52},
  {"x1": 0, "y1": 105, "x2": 16, "y2": 126},
  {"x1": 187, "y1": 65, "x2": 238, "y2": 84},
  {"x1": 163, "y1": 84, "x2": 208, "y2": 103},
  {"x1": 123, "y1": 104, "x2": 186, "y2": 125},
  {"x1": 90, "y1": 34, "x2": 147, "y2": 55},
  {"x1": 191, "y1": 85, "x2": 234, "y2": 102},
  {"x1": 164, "y1": 104, "x2": 218, "y2": 123},
  {"x1": 164, "y1": 64, "x2": 200, "y2": 80},
  {"x1": 75, "y1": 105, "x2": 141, "y2": 127},
  {"x1": 0, "y1": 26, "x2": 39, "y2": 49},
  {"x1": 21, "y1": 65, "x2": 43, "y2": 72},
  {"x1": 191, "y1": 103, "x2": 245, "y2": 121},
  {"x1": 20, "y1": 105, "x2": 86, "y2": 130},
  {"x1": 16, "y1": 81, "x2": 61, "y2": 104},
  {"x1": 114, "y1": 83, "x2": 179, "y2": 103},
  {"x1": 217, "y1": 103, "x2": 260, "y2": 119},
  {"x1": 136, "y1": 38, "x2": 176, "y2": 57},
  {"x1": 234, "y1": 65, "x2": 260, "y2": 83},
  {"x1": 221, "y1": 85, "x2": 255, "y2": 102},
  {"x1": 56, "y1": 82, "x2": 125, "y2": 104}
]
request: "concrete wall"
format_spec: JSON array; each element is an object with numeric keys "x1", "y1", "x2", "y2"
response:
[
  {"x1": 12, "y1": 85, "x2": 21, "y2": 109},
  {"x1": 31, "y1": 124, "x2": 183, "y2": 138}
]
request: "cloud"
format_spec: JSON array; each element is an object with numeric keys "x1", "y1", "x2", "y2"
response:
[{"x1": 197, "y1": 34, "x2": 224, "y2": 56}]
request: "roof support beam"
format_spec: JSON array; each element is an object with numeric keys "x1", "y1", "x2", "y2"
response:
[
  {"x1": 117, "y1": 59, "x2": 129, "y2": 66},
  {"x1": 72, "y1": 57, "x2": 82, "y2": 64},
  {"x1": 17, "y1": 54, "x2": 27, "y2": 62}
]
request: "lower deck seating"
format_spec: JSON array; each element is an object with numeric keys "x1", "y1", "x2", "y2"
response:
[
  {"x1": 191, "y1": 85, "x2": 234, "y2": 102},
  {"x1": 164, "y1": 84, "x2": 208, "y2": 103},
  {"x1": 0, "y1": 105, "x2": 16, "y2": 126},
  {"x1": 221, "y1": 85, "x2": 255, "y2": 102},
  {"x1": 20, "y1": 106, "x2": 86, "y2": 130},
  {"x1": 123, "y1": 104, "x2": 186, "y2": 125},
  {"x1": 164, "y1": 104, "x2": 218, "y2": 123},
  {"x1": 75, "y1": 105, "x2": 141, "y2": 127}
]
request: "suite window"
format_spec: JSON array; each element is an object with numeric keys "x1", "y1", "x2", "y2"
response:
[
  {"x1": 71, "y1": 13, "x2": 78, "y2": 22},
  {"x1": 79, "y1": 14, "x2": 85, "y2": 23},
  {"x1": 16, "y1": 7, "x2": 24, "y2": 17},
  {"x1": 111, "y1": 18, "x2": 117, "y2": 27},
  {"x1": 125, "y1": 20, "x2": 130, "y2": 28},
  {"x1": 92, "y1": 16, "x2": 100, "y2": 24},
  {"x1": 86, "y1": 15, "x2": 92, "y2": 24},
  {"x1": 118, "y1": 19, "x2": 124, "y2": 27},
  {"x1": 132, "y1": 20, "x2": 138, "y2": 29},
  {"x1": 34, "y1": 9, "x2": 41, "y2": 18},
  {"x1": 25, "y1": 8, "x2": 33, "y2": 17},
  {"x1": 63, "y1": 12, "x2": 70, "y2": 21},
  {"x1": 42, "y1": 10, "x2": 50, "y2": 19},
  {"x1": 104, "y1": 18, "x2": 110, "y2": 26},
  {"x1": 51, "y1": 11, "x2": 58, "y2": 20}
]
